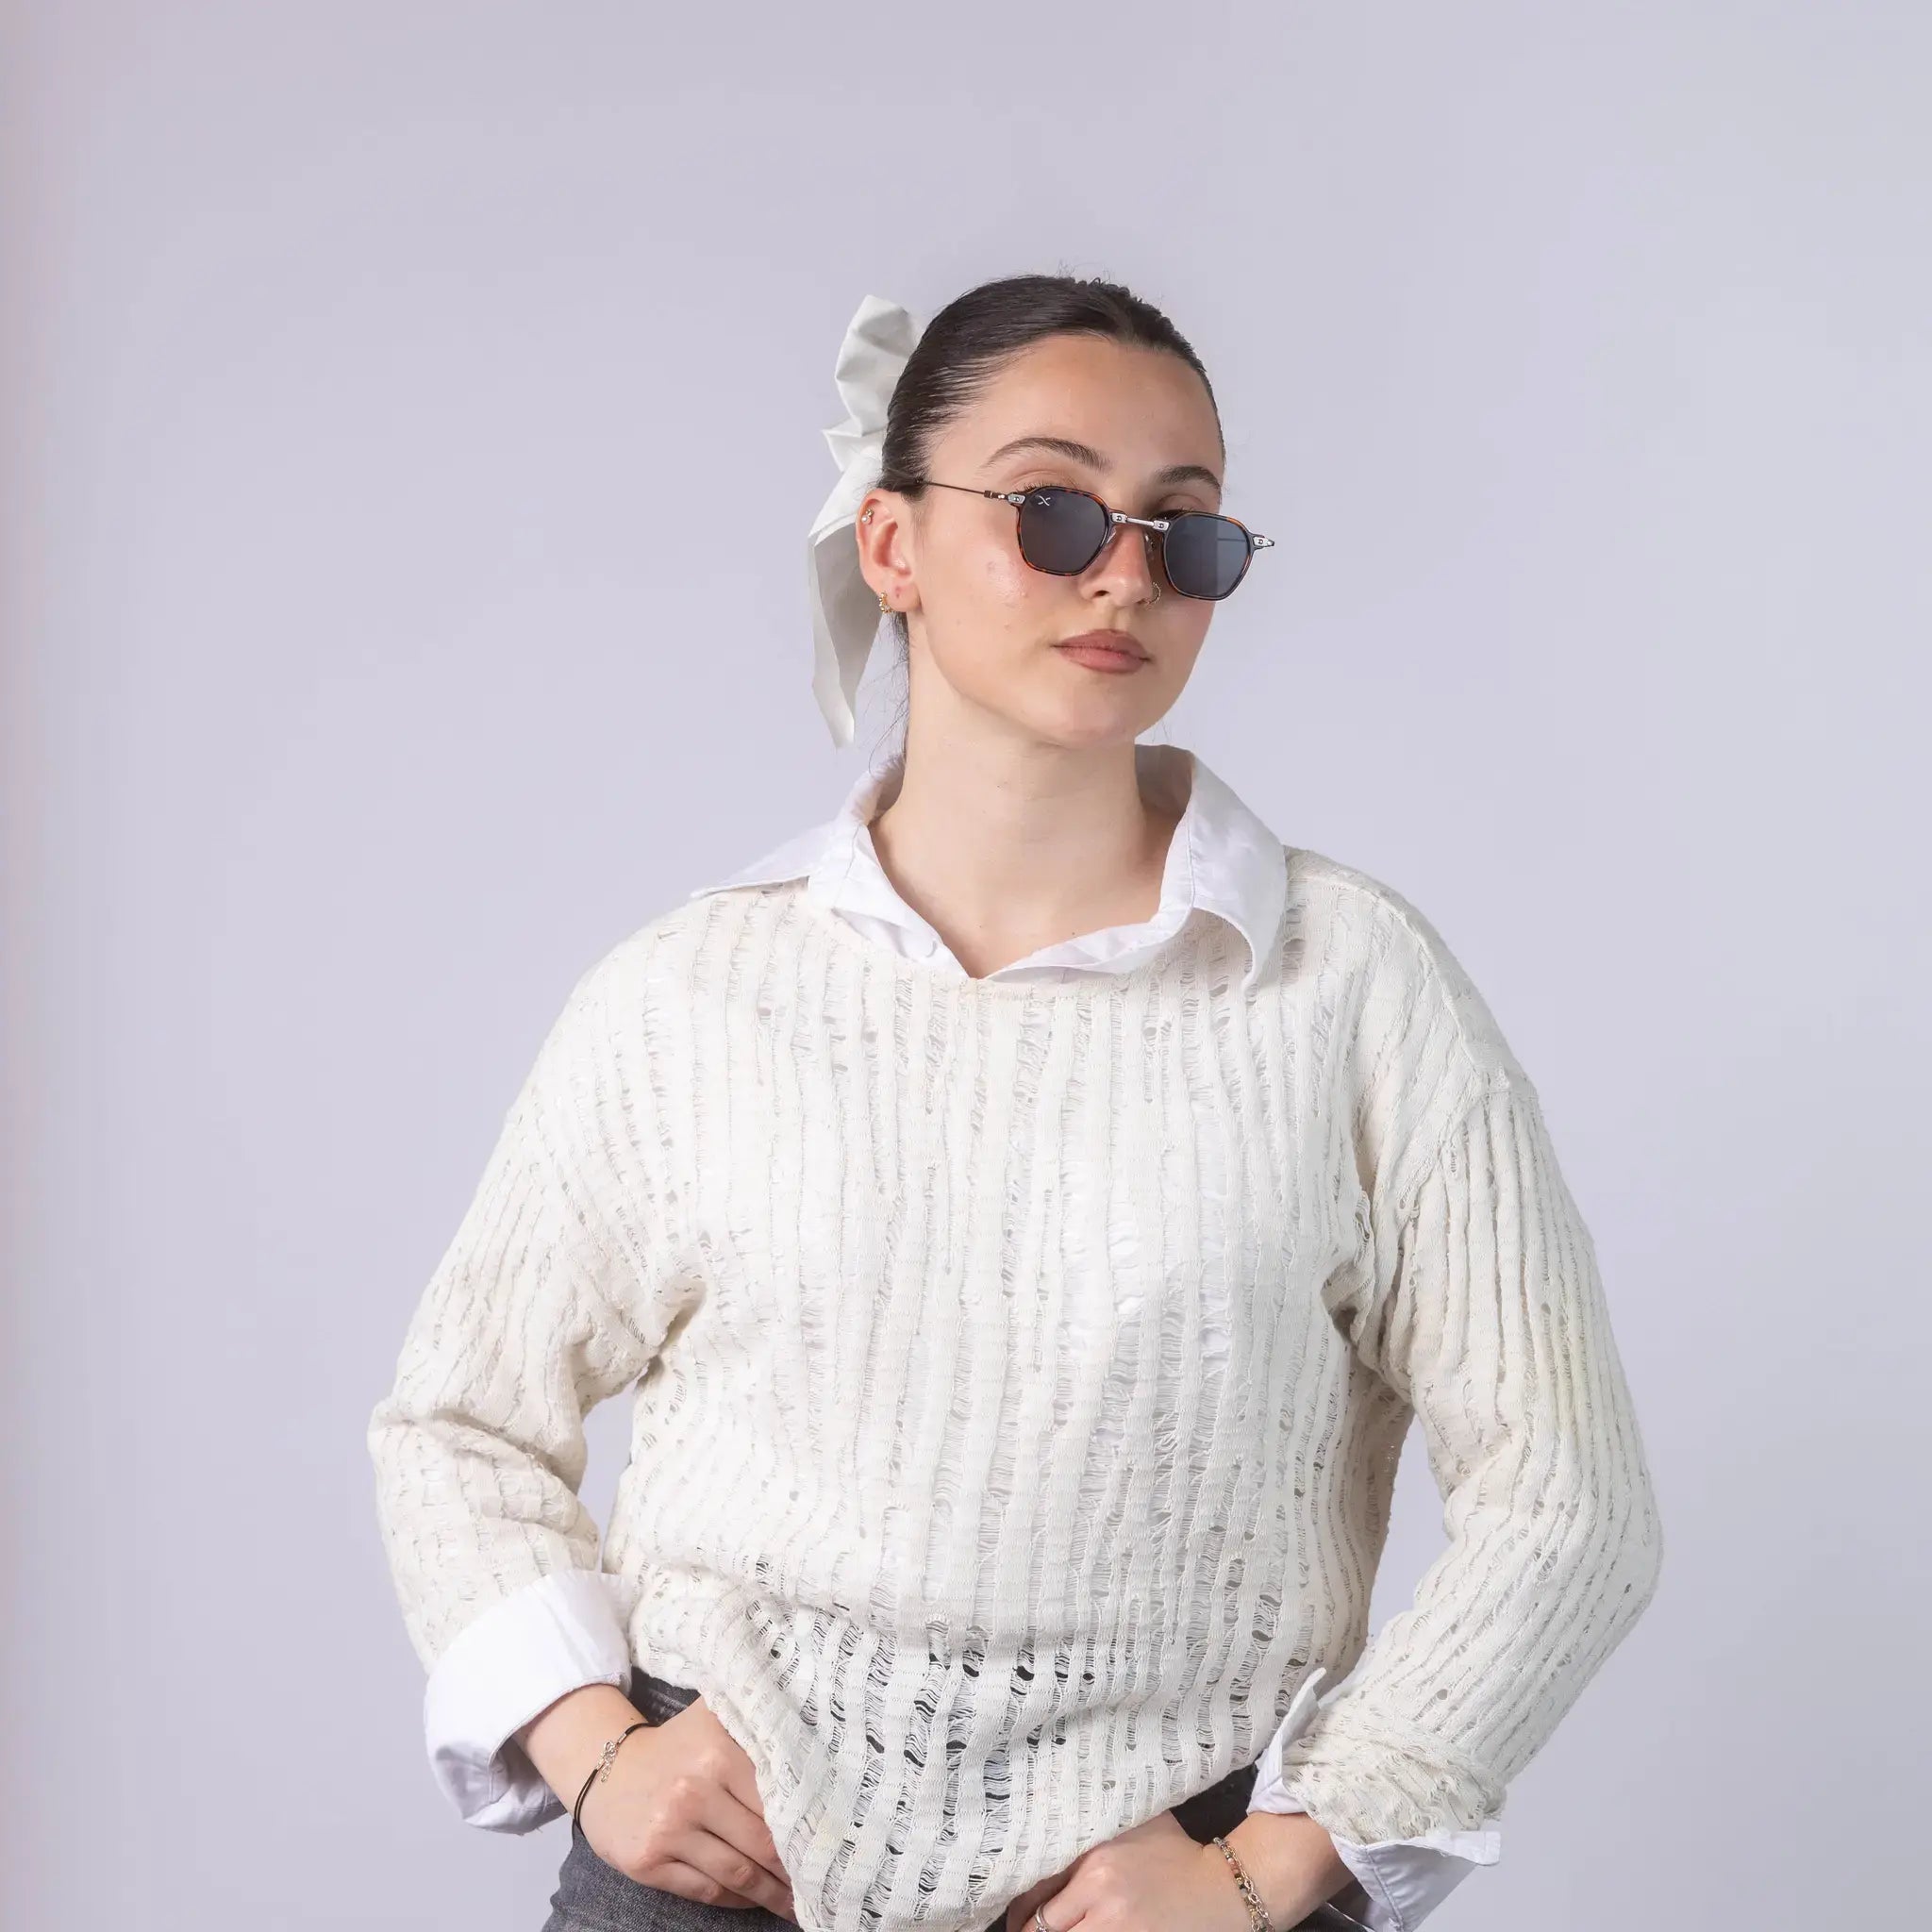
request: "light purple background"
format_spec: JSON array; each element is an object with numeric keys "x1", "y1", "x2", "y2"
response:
[{"x1": 4, "y1": 6, "x2": 1924, "y2": 1928}]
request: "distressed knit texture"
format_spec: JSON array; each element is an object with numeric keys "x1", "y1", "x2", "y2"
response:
[{"x1": 367, "y1": 843, "x2": 1663, "y2": 1932}]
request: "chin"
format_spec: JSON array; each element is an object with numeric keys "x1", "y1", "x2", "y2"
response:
[{"x1": 1011, "y1": 700, "x2": 1167, "y2": 751}]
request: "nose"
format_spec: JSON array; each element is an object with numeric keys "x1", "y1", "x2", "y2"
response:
[{"x1": 1085, "y1": 518, "x2": 1162, "y2": 603}]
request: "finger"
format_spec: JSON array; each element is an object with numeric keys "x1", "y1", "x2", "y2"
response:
[
  {"x1": 1007, "y1": 1874, "x2": 1078, "y2": 1932},
  {"x1": 672, "y1": 1825, "x2": 798, "y2": 1922},
  {"x1": 714, "y1": 1762, "x2": 791, "y2": 1880},
  {"x1": 686, "y1": 1780, "x2": 792, "y2": 1896},
  {"x1": 649, "y1": 1857, "x2": 762, "y2": 1912},
  {"x1": 1011, "y1": 1876, "x2": 1057, "y2": 1929},
  {"x1": 1034, "y1": 1900, "x2": 1086, "y2": 1932}
]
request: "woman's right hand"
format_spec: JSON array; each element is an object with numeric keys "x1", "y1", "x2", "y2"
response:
[
  {"x1": 520, "y1": 1683, "x2": 796, "y2": 1921},
  {"x1": 580, "y1": 1696, "x2": 796, "y2": 1919}
]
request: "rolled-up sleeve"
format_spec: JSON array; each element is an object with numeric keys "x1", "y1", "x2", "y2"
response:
[
  {"x1": 366, "y1": 957, "x2": 689, "y2": 1824},
  {"x1": 1268, "y1": 1069, "x2": 1665, "y2": 1860},
  {"x1": 1249, "y1": 1660, "x2": 1499, "y2": 1931}
]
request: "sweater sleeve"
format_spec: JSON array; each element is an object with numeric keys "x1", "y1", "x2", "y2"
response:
[
  {"x1": 1248, "y1": 1660, "x2": 1497, "y2": 1932},
  {"x1": 1275, "y1": 1062, "x2": 1666, "y2": 1853},
  {"x1": 366, "y1": 955, "x2": 691, "y2": 1814}
]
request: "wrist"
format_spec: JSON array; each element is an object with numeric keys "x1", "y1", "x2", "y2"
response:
[
  {"x1": 1200, "y1": 1836, "x2": 1274, "y2": 1932},
  {"x1": 514, "y1": 1681, "x2": 651, "y2": 1806},
  {"x1": 1217, "y1": 1811, "x2": 1352, "y2": 1929}
]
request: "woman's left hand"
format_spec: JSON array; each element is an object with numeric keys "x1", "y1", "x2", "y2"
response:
[{"x1": 1002, "y1": 1809, "x2": 1252, "y2": 1932}]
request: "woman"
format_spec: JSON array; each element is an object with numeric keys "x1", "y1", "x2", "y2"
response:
[{"x1": 367, "y1": 275, "x2": 1664, "y2": 1932}]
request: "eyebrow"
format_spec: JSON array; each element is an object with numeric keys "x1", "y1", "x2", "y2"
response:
[{"x1": 982, "y1": 434, "x2": 1222, "y2": 494}]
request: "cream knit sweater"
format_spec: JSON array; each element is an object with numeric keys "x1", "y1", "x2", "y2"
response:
[{"x1": 367, "y1": 845, "x2": 1663, "y2": 1932}]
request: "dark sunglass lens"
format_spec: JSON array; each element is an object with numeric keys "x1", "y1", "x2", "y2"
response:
[
  {"x1": 1162, "y1": 514, "x2": 1253, "y2": 598},
  {"x1": 1017, "y1": 488, "x2": 1110, "y2": 575}
]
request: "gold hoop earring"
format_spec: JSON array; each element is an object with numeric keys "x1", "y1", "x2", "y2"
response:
[{"x1": 878, "y1": 591, "x2": 891, "y2": 612}]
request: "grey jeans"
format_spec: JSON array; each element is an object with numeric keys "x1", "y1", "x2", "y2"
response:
[{"x1": 541, "y1": 1665, "x2": 1357, "y2": 1932}]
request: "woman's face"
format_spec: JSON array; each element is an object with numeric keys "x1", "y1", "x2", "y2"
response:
[{"x1": 861, "y1": 332, "x2": 1229, "y2": 751}]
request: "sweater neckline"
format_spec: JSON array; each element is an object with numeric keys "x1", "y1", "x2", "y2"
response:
[{"x1": 790, "y1": 877, "x2": 1222, "y2": 1005}]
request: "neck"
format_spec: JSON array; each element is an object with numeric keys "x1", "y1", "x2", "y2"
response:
[{"x1": 864, "y1": 731, "x2": 1188, "y2": 976}]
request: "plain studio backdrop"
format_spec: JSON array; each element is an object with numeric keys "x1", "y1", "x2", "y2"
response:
[{"x1": 3, "y1": 5, "x2": 1924, "y2": 1928}]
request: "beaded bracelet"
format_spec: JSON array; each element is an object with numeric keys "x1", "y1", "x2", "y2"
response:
[
  {"x1": 1208, "y1": 1836, "x2": 1375, "y2": 1932},
  {"x1": 1209, "y1": 1835, "x2": 1273, "y2": 1931},
  {"x1": 572, "y1": 1718, "x2": 654, "y2": 1842}
]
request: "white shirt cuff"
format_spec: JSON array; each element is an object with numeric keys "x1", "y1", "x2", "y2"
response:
[
  {"x1": 1245, "y1": 1668, "x2": 1502, "y2": 1932},
  {"x1": 422, "y1": 1567, "x2": 635, "y2": 1832}
]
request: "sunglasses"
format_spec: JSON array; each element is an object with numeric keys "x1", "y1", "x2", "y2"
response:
[{"x1": 908, "y1": 478, "x2": 1274, "y2": 601}]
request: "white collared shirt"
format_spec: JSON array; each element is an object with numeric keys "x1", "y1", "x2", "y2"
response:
[
  {"x1": 422, "y1": 741, "x2": 1501, "y2": 1932},
  {"x1": 700, "y1": 740, "x2": 1289, "y2": 993}
]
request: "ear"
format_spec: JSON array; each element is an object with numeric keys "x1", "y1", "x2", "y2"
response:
[{"x1": 855, "y1": 492, "x2": 916, "y2": 609}]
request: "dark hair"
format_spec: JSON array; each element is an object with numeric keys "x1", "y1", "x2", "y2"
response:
[{"x1": 871, "y1": 272, "x2": 1220, "y2": 748}]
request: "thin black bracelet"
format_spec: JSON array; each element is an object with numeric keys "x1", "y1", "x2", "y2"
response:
[{"x1": 571, "y1": 1719, "x2": 654, "y2": 1842}]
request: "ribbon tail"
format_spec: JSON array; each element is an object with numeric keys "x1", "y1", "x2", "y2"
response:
[{"x1": 808, "y1": 515, "x2": 888, "y2": 750}]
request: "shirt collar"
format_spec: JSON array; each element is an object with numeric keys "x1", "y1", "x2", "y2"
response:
[{"x1": 689, "y1": 742, "x2": 1286, "y2": 995}]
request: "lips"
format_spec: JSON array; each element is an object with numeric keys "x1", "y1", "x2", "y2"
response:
[{"x1": 1055, "y1": 631, "x2": 1147, "y2": 660}]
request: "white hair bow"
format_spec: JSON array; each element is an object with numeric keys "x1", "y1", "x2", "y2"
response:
[{"x1": 808, "y1": 291, "x2": 926, "y2": 749}]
